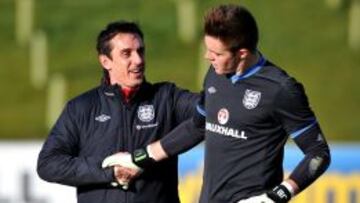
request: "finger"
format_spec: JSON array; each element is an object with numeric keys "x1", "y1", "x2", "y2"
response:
[
  {"x1": 102, "y1": 152, "x2": 131, "y2": 168},
  {"x1": 114, "y1": 165, "x2": 140, "y2": 179},
  {"x1": 114, "y1": 165, "x2": 128, "y2": 176},
  {"x1": 116, "y1": 179, "x2": 129, "y2": 190},
  {"x1": 121, "y1": 167, "x2": 141, "y2": 177},
  {"x1": 118, "y1": 179, "x2": 129, "y2": 185}
]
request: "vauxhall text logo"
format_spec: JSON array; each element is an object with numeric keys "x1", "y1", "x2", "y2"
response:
[{"x1": 206, "y1": 108, "x2": 247, "y2": 140}]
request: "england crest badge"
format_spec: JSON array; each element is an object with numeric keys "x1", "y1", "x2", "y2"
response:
[
  {"x1": 138, "y1": 105, "x2": 155, "y2": 122},
  {"x1": 242, "y1": 89, "x2": 261, "y2": 109}
]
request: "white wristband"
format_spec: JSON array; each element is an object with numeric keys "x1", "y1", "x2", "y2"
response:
[
  {"x1": 146, "y1": 145, "x2": 156, "y2": 159},
  {"x1": 281, "y1": 181, "x2": 295, "y2": 197}
]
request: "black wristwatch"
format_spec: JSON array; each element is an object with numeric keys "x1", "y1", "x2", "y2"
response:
[{"x1": 132, "y1": 148, "x2": 155, "y2": 168}]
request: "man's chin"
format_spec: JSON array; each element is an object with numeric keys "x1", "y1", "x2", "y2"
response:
[
  {"x1": 131, "y1": 79, "x2": 144, "y2": 88},
  {"x1": 214, "y1": 69, "x2": 227, "y2": 75}
]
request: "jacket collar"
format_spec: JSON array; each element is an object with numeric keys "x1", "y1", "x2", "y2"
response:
[
  {"x1": 230, "y1": 54, "x2": 266, "y2": 84},
  {"x1": 100, "y1": 79, "x2": 152, "y2": 104}
]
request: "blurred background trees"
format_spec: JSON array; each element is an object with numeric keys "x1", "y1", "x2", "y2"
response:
[{"x1": 0, "y1": 0, "x2": 359, "y2": 141}]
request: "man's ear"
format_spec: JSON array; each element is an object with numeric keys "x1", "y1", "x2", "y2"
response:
[
  {"x1": 237, "y1": 48, "x2": 251, "y2": 60},
  {"x1": 99, "y1": 54, "x2": 112, "y2": 71}
]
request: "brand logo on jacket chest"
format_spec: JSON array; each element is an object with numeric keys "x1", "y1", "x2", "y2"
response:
[
  {"x1": 138, "y1": 105, "x2": 155, "y2": 122},
  {"x1": 243, "y1": 89, "x2": 261, "y2": 109},
  {"x1": 95, "y1": 114, "x2": 111, "y2": 122},
  {"x1": 206, "y1": 122, "x2": 248, "y2": 140},
  {"x1": 217, "y1": 108, "x2": 229, "y2": 125}
]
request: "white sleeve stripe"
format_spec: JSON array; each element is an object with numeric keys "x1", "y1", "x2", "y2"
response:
[
  {"x1": 196, "y1": 105, "x2": 206, "y2": 117},
  {"x1": 290, "y1": 120, "x2": 317, "y2": 139}
]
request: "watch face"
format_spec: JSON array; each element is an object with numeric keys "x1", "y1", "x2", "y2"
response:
[{"x1": 133, "y1": 149, "x2": 147, "y2": 162}]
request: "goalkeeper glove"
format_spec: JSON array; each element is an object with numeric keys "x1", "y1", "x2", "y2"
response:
[{"x1": 266, "y1": 181, "x2": 294, "y2": 203}]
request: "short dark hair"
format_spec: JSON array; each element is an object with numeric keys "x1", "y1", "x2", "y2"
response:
[
  {"x1": 96, "y1": 21, "x2": 144, "y2": 58},
  {"x1": 204, "y1": 4, "x2": 258, "y2": 52}
]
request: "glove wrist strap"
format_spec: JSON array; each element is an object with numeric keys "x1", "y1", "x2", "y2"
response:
[
  {"x1": 267, "y1": 182, "x2": 292, "y2": 203},
  {"x1": 281, "y1": 181, "x2": 295, "y2": 197}
]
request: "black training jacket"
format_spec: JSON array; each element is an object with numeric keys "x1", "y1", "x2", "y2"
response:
[
  {"x1": 37, "y1": 80, "x2": 198, "y2": 203},
  {"x1": 161, "y1": 57, "x2": 330, "y2": 203}
]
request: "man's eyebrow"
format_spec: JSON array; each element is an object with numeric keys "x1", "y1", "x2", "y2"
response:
[
  {"x1": 209, "y1": 49, "x2": 223, "y2": 54},
  {"x1": 119, "y1": 48, "x2": 131, "y2": 53},
  {"x1": 119, "y1": 46, "x2": 144, "y2": 52}
]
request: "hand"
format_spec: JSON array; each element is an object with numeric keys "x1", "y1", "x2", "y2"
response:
[
  {"x1": 237, "y1": 194, "x2": 275, "y2": 203},
  {"x1": 113, "y1": 164, "x2": 140, "y2": 189},
  {"x1": 102, "y1": 152, "x2": 142, "y2": 170},
  {"x1": 102, "y1": 152, "x2": 143, "y2": 189}
]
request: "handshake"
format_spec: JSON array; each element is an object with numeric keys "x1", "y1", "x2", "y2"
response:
[{"x1": 101, "y1": 148, "x2": 155, "y2": 190}]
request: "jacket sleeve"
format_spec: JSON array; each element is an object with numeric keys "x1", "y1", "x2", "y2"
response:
[
  {"x1": 161, "y1": 91, "x2": 206, "y2": 156},
  {"x1": 274, "y1": 78, "x2": 331, "y2": 191},
  {"x1": 37, "y1": 101, "x2": 114, "y2": 187},
  {"x1": 171, "y1": 85, "x2": 200, "y2": 124}
]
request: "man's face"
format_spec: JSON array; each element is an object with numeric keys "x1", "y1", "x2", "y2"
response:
[
  {"x1": 204, "y1": 35, "x2": 240, "y2": 75},
  {"x1": 100, "y1": 33, "x2": 145, "y2": 88}
]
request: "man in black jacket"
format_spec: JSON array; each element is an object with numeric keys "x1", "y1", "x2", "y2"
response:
[
  {"x1": 112, "y1": 4, "x2": 331, "y2": 203},
  {"x1": 37, "y1": 21, "x2": 199, "y2": 203}
]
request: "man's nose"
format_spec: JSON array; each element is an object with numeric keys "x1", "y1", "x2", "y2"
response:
[
  {"x1": 204, "y1": 50, "x2": 213, "y2": 61},
  {"x1": 133, "y1": 52, "x2": 144, "y2": 65}
]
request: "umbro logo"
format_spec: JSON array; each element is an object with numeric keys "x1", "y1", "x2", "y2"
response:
[
  {"x1": 317, "y1": 133, "x2": 324, "y2": 142},
  {"x1": 104, "y1": 92, "x2": 115, "y2": 96},
  {"x1": 95, "y1": 114, "x2": 111, "y2": 122},
  {"x1": 208, "y1": 86, "x2": 217, "y2": 94}
]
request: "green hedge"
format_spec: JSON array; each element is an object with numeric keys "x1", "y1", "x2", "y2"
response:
[{"x1": 0, "y1": 0, "x2": 359, "y2": 140}]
